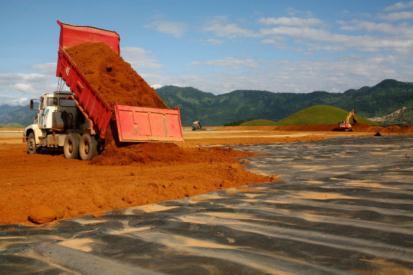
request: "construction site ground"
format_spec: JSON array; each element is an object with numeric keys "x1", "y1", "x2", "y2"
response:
[
  {"x1": 0, "y1": 127, "x2": 412, "y2": 273},
  {"x1": 0, "y1": 126, "x2": 409, "y2": 224}
]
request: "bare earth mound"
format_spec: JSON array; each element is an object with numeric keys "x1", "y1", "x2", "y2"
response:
[
  {"x1": 0, "y1": 144, "x2": 273, "y2": 225},
  {"x1": 91, "y1": 142, "x2": 250, "y2": 166}
]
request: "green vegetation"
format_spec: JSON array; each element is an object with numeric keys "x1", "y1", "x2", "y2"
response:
[
  {"x1": 156, "y1": 79, "x2": 413, "y2": 126},
  {"x1": 377, "y1": 105, "x2": 413, "y2": 125},
  {"x1": 240, "y1": 119, "x2": 277, "y2": 126},
  {"x1": 275, "y1": 105, "x2": 372, "y2": 125},
  {"x1": 396, "y1": 107, "x2": 413, "y2": 124},
  {"x1": 0, "y1": 123, "x2": 24, "y2": 128},
  {"x1": 224, "y1": 120, "x2": 248, "y2": 126}
]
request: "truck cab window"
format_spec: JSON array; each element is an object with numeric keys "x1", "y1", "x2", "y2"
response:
[
  {"x1": 47, "y1": 97, "x2": 58, "y2": 106},
  {"x1": 59, "y1": 98, "x2": 76, "y2": 107}
]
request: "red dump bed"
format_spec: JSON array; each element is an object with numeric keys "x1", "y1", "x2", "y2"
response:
[{"x1": 56, "y1": 21, "x2": 183, "y2": 142}]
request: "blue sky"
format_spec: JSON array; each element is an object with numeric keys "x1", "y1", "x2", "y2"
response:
[{"x1": 1, "y1": 0, "x2": 413, "y2": 104}]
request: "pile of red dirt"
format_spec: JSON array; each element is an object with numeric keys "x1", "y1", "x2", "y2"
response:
[
  {"x1": 353, "y1": 124, "x2": 413, "y2": 134},
  {"x1": 65, "y1": 42, "x2": 166, "y2": 108},
  {"x1": 91, "y1": 142, "x2": 250, "y2": 166},
  {"x1": 0, "y1": 144, "x2": 274, "y2": 225}
]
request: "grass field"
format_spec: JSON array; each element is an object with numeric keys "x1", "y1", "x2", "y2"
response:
[
  {"x1": 275, "y1": 105, "x2": 371, "y2": 125},
  {"x1": 240, "y1": 119, "x2": 278, "y2": 126}
]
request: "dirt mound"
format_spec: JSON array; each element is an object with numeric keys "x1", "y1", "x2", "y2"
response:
[
  {"x1": 92, "y1": 141, "x2": 250, "y2": 166},
  {"x1": 0, "y1": 144, "x2": 274, "y2": 225},
  {"x1": 65, "y1": 42, "x2": 166, "y2": 108},
  {"x1": 28, "y1": 205, "x2": 59, "y2": 224},
  {"x1": 353, "y1": 124, "x2": 413, "y2": 134}
]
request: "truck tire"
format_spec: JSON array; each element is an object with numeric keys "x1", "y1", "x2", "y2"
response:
[
  {"x1": 79, "y1": 133, "x2": 97, "y2": 160},
  {"x1": 64, "y1": 133, "x2": 80, "y2": 159},
  {"x1": 26, "y1": 132, "x2": 37, "y2": 154}
]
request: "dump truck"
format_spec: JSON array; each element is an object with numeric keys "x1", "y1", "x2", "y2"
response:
[{"x1": 24, "y1": 21, "x2": 183, "y2": 160}]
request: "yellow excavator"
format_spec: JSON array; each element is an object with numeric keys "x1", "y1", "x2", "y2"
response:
[{"x1": 335, "y1": 109, "x2": 357, "y2": 131}]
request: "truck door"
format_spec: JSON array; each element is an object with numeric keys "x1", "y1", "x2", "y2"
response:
[{"x1": 38, "y1": 96, "x2": 45, "y2": 128}]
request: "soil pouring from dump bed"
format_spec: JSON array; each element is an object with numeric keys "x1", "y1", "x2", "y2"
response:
[{"x1": 65, "y1": 42, "x2": 166, "y2": 108}]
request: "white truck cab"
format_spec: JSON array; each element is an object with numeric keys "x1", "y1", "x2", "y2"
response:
[{"x1": 24, "y1": 91, "x2": 97, "y2": 160}]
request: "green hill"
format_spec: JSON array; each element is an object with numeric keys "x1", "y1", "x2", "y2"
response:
[
  {"x1": 275, "y1": 105, "x2": 371, "y2": 126},
  {"x1": 240, "y1": 119, "x2": 277, "y2": 126}
]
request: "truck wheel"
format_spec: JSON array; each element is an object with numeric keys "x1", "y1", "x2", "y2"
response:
[
  {"x1": 79, "y1": 133, "x2": 97, "y2": 160},
  {"x1": 64, "y1": 133, "x2": 80, "y2": 159},
  {"x1": 26, "y1": 133, "x2": 37, "y2": 154}
]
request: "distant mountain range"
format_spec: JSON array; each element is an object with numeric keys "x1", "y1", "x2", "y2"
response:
[
  {"x1": 0, "y1": 105, "x2": 36, "y2": 127},
  {"x1": 157, "y1": 79, "x2": 413, "y2": 125},
  {"x1": 1, "y1": 79, "x2": 413, "y2": 127}
]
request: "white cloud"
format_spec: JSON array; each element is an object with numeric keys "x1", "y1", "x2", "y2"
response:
[
  {"x1": 14, "y1": 83, "x2": 33, "y2": 92},
  {"x1": 150, "y1": 83, "x2": 163, "y2": 89},
  {"x1": 260, "y1": 37, "x2": 286, "y2": 47},
  {"x1": 384, "y1": 1, "x2": 413, "y2": 11},
  {"x1": 122, "y1": 47, "x2": 162, "y2": 70},
  {"x1": 193, "y1": 57, "x2": 258, "y2": 68},
  {"x1": 121, "y1": 47, "x2": 168, "y2": 89},
  {"x1": 32, "y1": 62, "x2": 56, "y2": 74},
  {"x1": 340, "y1": 20, "x2": 404, "y2": 33},
  {"x1": 0, "y1": 68, "x2": 56, "y2": 105},
  {"x1": 259, "y1": 16, "x2": 322, "y2": 26},
  {"x1": 202, "y1": 16, "x2": 413, "y2": 53},
  {"x1": 380, "y1": 11, "x2": 413, "y2": 21},
  {"x1": 260, "y1": 25, "x2": 413, "y2": 52},
  {"x1": 204, "y1": 17, "x2": 256, "y2": 38},
  {"x1": 147, "y1": 20, "x2": 186, "y2": 38},
  {"x1": 205, "y1": 38, "x2": 223, "y2": 45}
]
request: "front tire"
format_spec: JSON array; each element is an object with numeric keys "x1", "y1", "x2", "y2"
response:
[
  {"x1": 26, "y1": 132, "x2": 37, "y2": 154},
  {"x1": 79, "y1": 133, "x2": 97, "y2": 160},
  {"x1": 64, "y1": 133, "x2": 80, "y2": 159}
]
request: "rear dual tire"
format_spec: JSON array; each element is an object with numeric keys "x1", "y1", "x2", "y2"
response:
[
  {"x1": 79, "y1": 133, "x2": 98, "y2": 160},
  {"x1": 64, "y1": 133, "x2": 80, "y2": 159},
  {"x1": 64, "y1": 133, "x2": 97, "y2": 160}
]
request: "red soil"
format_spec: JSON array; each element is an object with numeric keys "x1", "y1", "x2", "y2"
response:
[
  {"x1": 0, "y1": 144, "x2": 274, "y2": 225},
  {"x1": 65, "y1": 42, "x2": 166, "y2": 108},
  {"x1": 91, "y1": 142, "x2": 250, "y2": 166}
]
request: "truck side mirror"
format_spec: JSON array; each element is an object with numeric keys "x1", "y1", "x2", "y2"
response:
[{"x1": 30, "y1": 99, "x2": 34, "y2": 110}]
